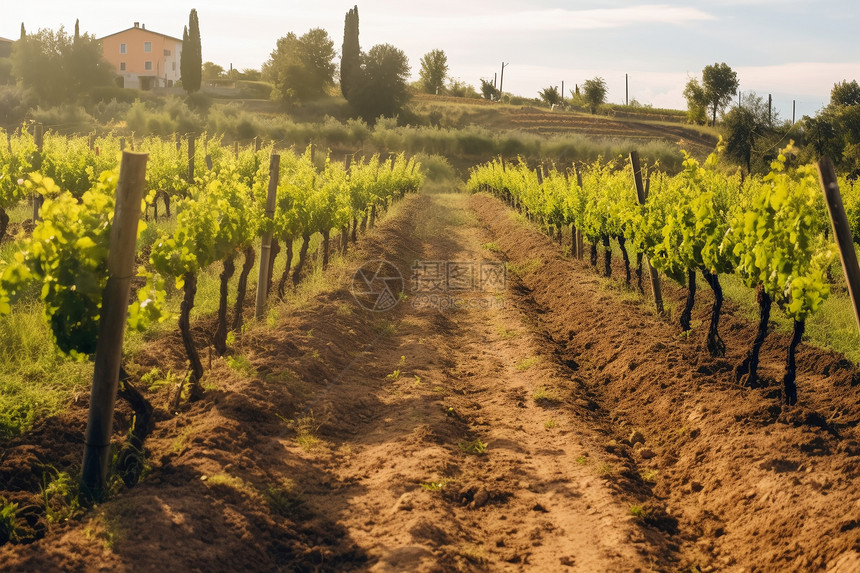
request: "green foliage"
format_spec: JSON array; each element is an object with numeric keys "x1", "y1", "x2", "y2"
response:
[
  {"x1": 419, "y1": 49, "x2": 448, "y2": 94},
  {"x1": 11, "y1": 26, "x2": 114, "y2": 106},
  {"x1": 539, "y1": 85, "x2": 561, "y2": 107},
  {"x1": 722, "y1": 91, "x2": 785, "y2": 174},
  {"x1": 458, "y1": 439, "x2": 487, "y2": 455},
  {"x1": 480, "y1": 79, "x2": 500, "y2": 101},
  {"x1": 0, "y1": 169, "x2": 163, "y2": 357},
  {"x1": 700, "y1": 62, "x2": 739, "y2": 126},
  {"x1": 724, "y1": 144, "x2": 835, "y2": 321},
  {"x1": 202, "y1": 61, "x2": 224, "y2": 80},
  {"x1": 263, "y1": 28, "x2": 336, "y2": 106},
  {"x1": 683, "y1": 78, "x2": 708, "y2": 125},
  {"x1": 581, "y1": 77, "x2": 608, "y2": 113},
  {"x1": 468, "y1": 141, "x2": 836, "y2": 326},
  {"x1": 0, "y1": 497, "x2": 25, "y2": 544},
  {"x1": 350, "y1": 44, "x2": 411, "y2": 121}
]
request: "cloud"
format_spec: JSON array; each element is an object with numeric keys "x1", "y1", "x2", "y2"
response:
[
  {"x1": 366, "y1": 4, "x2": 715, "y2": 34},
  {"x1": 485, "y1": 5, "x2": 716, "y2": 31}
]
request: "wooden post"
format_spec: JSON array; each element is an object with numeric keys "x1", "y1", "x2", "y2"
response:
[
  {"x1": 205, "y1": 154, "x2": 213, "y2": 170},
  {"x1": 32, "y1": 123, "x2": 44, "y2": 222},
  {"x1": 81, "y1": 151, "x2": 149, "y2": 501},
  {"x1": 255, "y1": 154, "x2": 280, "y2": 320},
  {"x1": 119, "y1": 137, "x2": 125, "y2": 151},
  {"x1": 630, "y1": 151, "x2": 663, "y2": 313},
  {"x1": 818, "y1": 157, "x2": 860, "y2": 332},
  {"x1": 175, "y1": 133, "x2": 181, "y2": 153},
  {"x1": 254, "y1": 136, "x2": 261, "y2": 152},
  {"x1": 233, "y1": 141, "x2": 239, "y2": 158},
  {"x1": 574, "y1": 166, "x2": 584, "y2": 259},
  {"x1": 187, "y1": 137, "x2": 195, "y2": 183}
]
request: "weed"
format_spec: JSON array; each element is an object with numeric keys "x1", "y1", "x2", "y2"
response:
[
  {"x1": 576, "y1": 455, "x2": 588, "y2": 465},
  {"x1": 413, "y1": 375, "x2": 422, "y2": 385},
  {"x1": 533, "y1": 386, "x2": 560, "y2": 404},
  {"x1": 507, "y1": 258, "x2": 541, "y2": 277},
  {"x1": 0, "y1": 497, "x2": 24, "y2": 544},
  {"x1": 458, "y1": 439, "x2": 487, "y2": 455},
  {"x1": 497, "y1": 326, "x2": 520, "y2": 339},
  {"x1": 292, "y1": 411, "x2": 325, "y2": 451},
  {"x1": 265, "y1": 478, "x2": 304, "y2": 517},
  {"x1": 205, "y1": 473, "x2": 258, "y2": 499},
  {"x1": 41, "y1": 469, "x2": 82, "y2": 524},
  {"x1": 420, "y1": 478, "x2": 453, "y2": 491},
  {"x1": 640, "y1": 469, "x2": 659, "y2": 483},
  {"x1": 385, "y1": 369, "x2": 401, "y2": 381},
  {"x1": 629, "y1": 504, "x2": 651, "y2": 520},
  {"x1": 226, "y1": 354, "x2": 256, "y2": 376},
  {"x1": 378, "y1": 322, "x2": 397, "y2": 336},
  {"x1": 140, "y1": 367, "x2": 180, "y2": 393},
  {"x1": 597, "y1": 462, "x2": 616, "y2": 476},
  {"x1": 544, "y1": 419, "x2": 557, "y2": 429},
  {"x1": 481, "y1": 242, "x2": 500, "y2": 252},
  {"x1": 516, "y1": 356, "x2": 540, "y2": 371}
]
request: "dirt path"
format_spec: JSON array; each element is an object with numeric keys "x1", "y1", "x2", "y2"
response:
[{"x1": 3, "y1": 189, "x2": 860, "y2": 572}]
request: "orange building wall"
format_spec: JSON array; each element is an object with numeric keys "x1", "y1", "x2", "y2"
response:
[{"x1": 101, "y1": 25, "x2": 182, "y2": 89}]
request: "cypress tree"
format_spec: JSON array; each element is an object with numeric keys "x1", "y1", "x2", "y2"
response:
[
  {"x1": 180, "y1": 9, "x2": 202, "y2": 93},
  {"x1": 20, "y1": 23, "x2": 25, "y2": 39},
  {"x1": 74, "y1": 19, "x2": 80, "y2": 45},
  {"x1": 340, "y1": 5, "x2": 360, "y2": 100}
]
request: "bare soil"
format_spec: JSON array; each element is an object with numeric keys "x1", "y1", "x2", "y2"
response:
[{"x1": 2, "y1": 190, "x2": 860, "y2": 572}]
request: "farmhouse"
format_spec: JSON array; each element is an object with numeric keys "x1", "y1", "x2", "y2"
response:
[
  {"x1": 0, "y1": 36, "x2": 13, "y2": 58},
  {"x1": 100, "y1": 22, "x2": 181, "y2": 90}
]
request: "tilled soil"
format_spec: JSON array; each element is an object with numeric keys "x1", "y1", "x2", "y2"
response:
[{"x1": 2, "y1": 190, "x2": 860, "y2": 572}]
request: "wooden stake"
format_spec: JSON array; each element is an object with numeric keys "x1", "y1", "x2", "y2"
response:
[
  {"x1": 32, "y1": 123, "x2": 44, "y2": 222},
  {"x1": 574, "y1": 166, "x2": 584, "y2": 259},
  {"x1": 187, "y1": 137, "x2": 195, "y2": 183},
  {"x1": 255, "y1": 154, "x2": 280, "y2": 319},
  {"x1": 81, "y1": 151, "x2": 149, "y2": 501},
  {"x1": 630, "y1": 151, "x2": 663, "y2": 313},
  {"x1": 818, "y1": 157, "x2": 860, "y2": 332}
]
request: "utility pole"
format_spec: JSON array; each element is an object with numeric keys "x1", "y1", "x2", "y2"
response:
[
  {"x1": 792, "y1": 100, "x2": 796, "y2": 124},
  {"x1": 625, "y1": 73, "x2": 629, "y2": 106},
  {"x1": 561, "y1": 80, "x2": 564, "y2": 105},
  {"x1": 499, "y1": 62, "x2": 509, "y2": 101}
]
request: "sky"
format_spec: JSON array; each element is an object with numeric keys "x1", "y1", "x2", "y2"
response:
[{"x1": 4, "y1": 1, "x2": 859, "y2": 120}]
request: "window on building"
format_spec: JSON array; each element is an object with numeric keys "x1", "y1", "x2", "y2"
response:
[
  {"x1": 120, "y1": 62, "x2": 126, "y2": 71},
  {"x1": 145, "y1": 61, "x2": 152, "y2": 71},
  {"x1": 172, "y1": 62, "x2": 176, "y2": 71},
  {"x1": 144, "y1": 42, "x2": 152, "y2": 53},
  {"x1": 120, "y1": 43, "x2": 126, "y2": 54},
  {"x1": 164, "y1": 49, "x2": 171, "y2": 56}
]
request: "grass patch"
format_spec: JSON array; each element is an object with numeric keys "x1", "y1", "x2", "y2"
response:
[
  {"x1": 640, "y1": 469, "x2": 659, "y2": 483},
  {"x1": 420, "y1": 478, "x2": 453, "y2": 491},
  {"x1": 482, "y1": 241, "x2": 501, "y2": 252},
  {"x1": 226, "y1": 353, "x2": 256, "y2": 376},
  {"x1": 544, "y1": 419, "x2": 557, "y2": 429},
  {"x1": 458, "y1": 438, "x2": 487, "y2": 455},
  {"x1": 516, "y1": 356, "x2": 540, "y2": 371},
  {"x1": 533, "y1": 386, "x2": 560, "y2": 404},
  {"x1": 0, "y1": 300, "x2": 93, "y2": 438},
  {"x1": 629, "y1": 504, "x2": 651, "y2": 520},
  {"x1": 507, "y1": 258, "x2": 541, "y2": 277},
  {"x1": 497, "y1": 326, "x2": 519, "y2": 339}
]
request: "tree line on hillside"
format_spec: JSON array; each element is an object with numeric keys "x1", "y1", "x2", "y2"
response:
[{"x1": 1, "y1": 9, "x2": 859, "y2": 176}]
